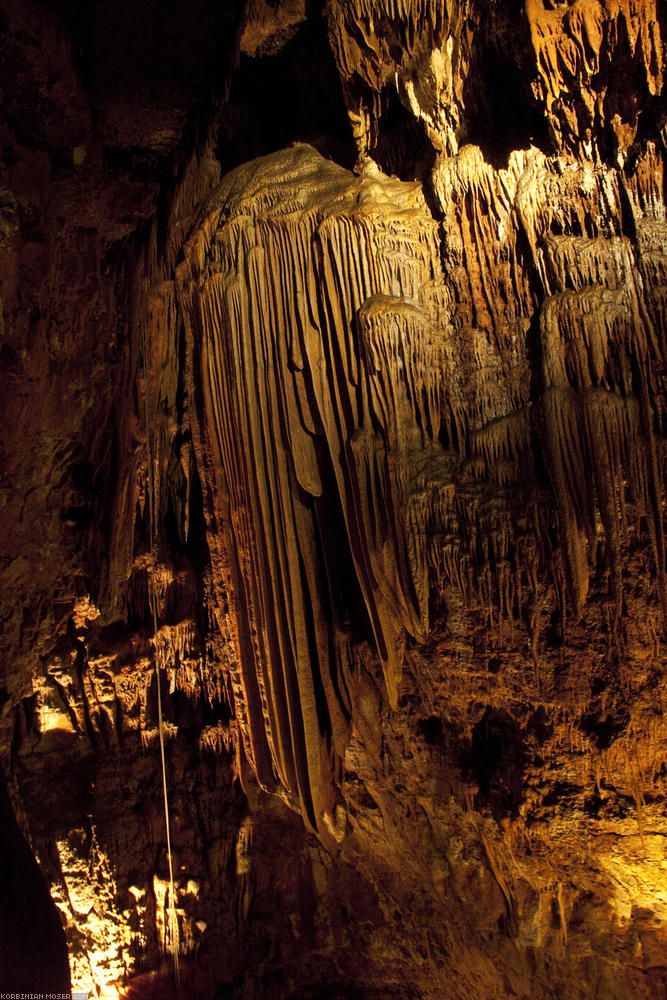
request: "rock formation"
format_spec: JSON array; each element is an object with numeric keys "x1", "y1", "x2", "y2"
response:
[{"x1": 0, "y1": 1, "x2": 665, "y2": 998}]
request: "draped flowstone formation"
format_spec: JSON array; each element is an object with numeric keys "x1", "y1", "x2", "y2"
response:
[
  {"x1": 173, "y1": 138, "x2": 666, "y2": 840},
  {"x1": 178, "y1": 146, "x2": 449, "y2": 834},
  {"x1": 1, "y1": 0, "x2": 666, "y2": 997}
]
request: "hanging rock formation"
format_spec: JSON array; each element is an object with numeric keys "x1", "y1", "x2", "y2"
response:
[
  {"x1": 177, "y1": 146, "x2": 448, "y2": 834},
  {"x1": 0, "y1": 1, "x2": 666, "y2": 998}
]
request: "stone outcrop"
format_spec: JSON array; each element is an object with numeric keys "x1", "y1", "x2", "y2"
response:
[{"x1": 0, "y1": 1, "x2": 665, "y2": 998}]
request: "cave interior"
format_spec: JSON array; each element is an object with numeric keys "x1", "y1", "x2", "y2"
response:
[{"x1": 0, "y1": 1, "x2": 666, "y2": 998}]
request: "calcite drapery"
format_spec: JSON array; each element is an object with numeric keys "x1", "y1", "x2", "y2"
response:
[
  {"x1": 174, "y1": 129, "x2": 666, "y2": 837},
  {"x1": 327, "y1": 0, "x2": 665, "y2": 163},
  {"x1": 1, "y1": 1, "x2": 666, "y2": 995},
  {"x1": 178, "y1": 145, "x2": 448, "y2": 833},
  {"x1": 432, "y1": 143, "x2": 666, "y2": 618}
]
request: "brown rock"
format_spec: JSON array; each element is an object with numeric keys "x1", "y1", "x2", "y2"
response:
[{"x1": 0, "y1": 2, "x2": 665, "y2": 998}]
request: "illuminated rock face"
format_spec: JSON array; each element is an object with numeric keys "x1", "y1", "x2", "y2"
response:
[
  {"x1": 177, "y1": 147, "x2": 448, "y2": 834},
  {"x1": 326, "y1": 0, "x2": 664, "y2": 163},
  {"x1": 0, "y1": 1, "x2": 666, "y2": 998}
]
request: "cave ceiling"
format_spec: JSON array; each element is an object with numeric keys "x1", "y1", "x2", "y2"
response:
[{"x1": 0, "y1": 1, "x2": 666, "y2": 998}]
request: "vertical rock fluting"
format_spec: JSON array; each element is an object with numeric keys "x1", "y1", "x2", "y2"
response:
[
  {"x1": 1, "y1": 0, "x2": 666, "y2": 996},
  {"x1": 326, "y1": 0, "x2": 664, "y2": 164},
  {"x1": 174, "y1": 132, "x2": 665, "y2": 836},
  {"x1": 430, "y1": 142, "x2": 666, "y2": 620},
  {"x1": 320, "y1": 0, "x2": 665, "y2": 634},
  {"x1": 163, "y1": 3, "x2": 665, "y2": 992},
  {"x1": 178, "y1": 145, "x2": 450, "y2": 835}
]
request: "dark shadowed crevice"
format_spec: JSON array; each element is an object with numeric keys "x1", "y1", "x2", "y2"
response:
[
  {"x1": 0, "y1": 766, "x2": 71, "y2": 992},
  {"x1": 461, "y1": 5, "x2": 554, "y2": 167},
  {"x1": 216, "y1": 14, "x2": 356, "y2": 174},
  {"x1": 372, "y1": 87, "x2": 437, "y2": 184},
  {"x1": 464, "y1": 708, "x2": 528, "y2": 820}
]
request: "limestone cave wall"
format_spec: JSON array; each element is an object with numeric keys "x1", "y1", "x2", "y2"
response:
[{"x1": 0, "y1": 2, "x2": 666, "y2": 998}]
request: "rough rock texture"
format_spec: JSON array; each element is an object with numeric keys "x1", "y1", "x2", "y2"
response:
[{"x1": 1, "y1": 1, "x2": 666, "y2": 998}]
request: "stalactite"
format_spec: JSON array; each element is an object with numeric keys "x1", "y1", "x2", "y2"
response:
[
  {"x1": 175, "y1": 138, "x2": 666, "y2": 837},
  {"x1": 539, "y1": 281, "x2": 663, "y2": 611},
  {"x1": 326, "y1": 0, "x2": 470, "y2": 158},
  {"x1": 2, "y1": 3, "x2": 666, "y2": 995},
  {"x1": 526, "y1": 0, "x2": 663, "y2": 156},
  {"x1": 178, "y1": 144, "x2": 451, "y2": 834}
]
